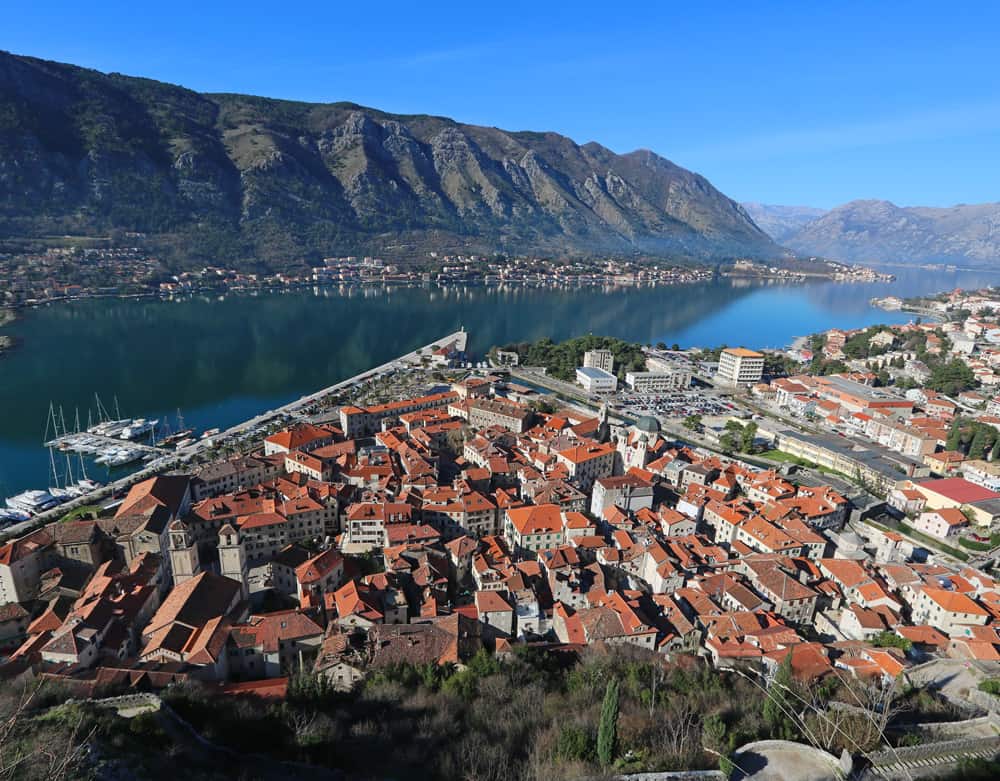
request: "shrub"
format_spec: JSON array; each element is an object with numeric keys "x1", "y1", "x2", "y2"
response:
[{"x1": 556, "y1": 724, "x2": 594, "y2": 762}]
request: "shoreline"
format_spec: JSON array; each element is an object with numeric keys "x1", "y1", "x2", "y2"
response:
[
  {"x1": 0, "y1": 266, "x2": 888, "y2": 315},
  {"x1": 0, "y1": 309, "x2": 17, "y2": 357}
]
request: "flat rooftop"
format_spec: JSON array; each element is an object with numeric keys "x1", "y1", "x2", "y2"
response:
[
  {"x1": 816, "y1": 375, "x2": 906, "y2": 403},
  {"x1": 576, "y1": 366, "x2": 616, "y2": 379}
]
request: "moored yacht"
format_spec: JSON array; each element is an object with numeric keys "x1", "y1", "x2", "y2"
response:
[{"x1": 5, "y1": 489, "x2": 62, "y2": 515}]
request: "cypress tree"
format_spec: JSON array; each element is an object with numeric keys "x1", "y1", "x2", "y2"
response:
[
  {"x1": 946, "y1": 419, "x2": 963, "y2": 452},
  {"x1": 763, "y1": 653, "x2": 793, "y2": 737},
  {"x1": 597, "y1": 678, "x2": 620, "y2": 766}
]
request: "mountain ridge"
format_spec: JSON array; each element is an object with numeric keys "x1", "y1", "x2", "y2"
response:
[
  {"x1": 778, "y1": 199, "x2": 1000, "y2": 267},
  {"x1": 0, "y1": 50, "x2": 780, "y2": 268}
]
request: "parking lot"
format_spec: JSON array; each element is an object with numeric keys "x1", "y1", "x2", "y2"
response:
[{"x1": 615, "y1": 389, "x2": 737, "y2": 420}]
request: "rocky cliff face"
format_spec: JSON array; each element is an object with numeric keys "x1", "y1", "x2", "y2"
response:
[
  {"x1": 0, "y1": 51, "x2": 779, "y2": 267},
  {"x1": 779, "y1": 199, "x2": 1000, "y2": 266}
]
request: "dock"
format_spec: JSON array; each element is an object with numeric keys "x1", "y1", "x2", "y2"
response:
[{"x1": 44, "y1": 432, "x2": 163, "y2": 457}]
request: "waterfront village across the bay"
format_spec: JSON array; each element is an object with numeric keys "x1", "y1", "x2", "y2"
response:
[
  {"x1": 8, "y1": 288, "x2": 1000, "y2": 778},
  {"x1": 0, "y1": 244, "x2": 891, "y2": 310}
]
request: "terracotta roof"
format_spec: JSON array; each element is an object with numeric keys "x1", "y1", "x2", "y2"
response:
[
  {"x1": 917, "y1": 478, "x2": 1000, "y2": 504},
  {"x1": 507, "y1": 504, "x2": 563, "y2": 535},
  {"x1": 230, "y1": 610, "x2": 323, "y2": 653},
  {"x1": 922, "y1": 587, "x2": 988, "y2": 615},
  {"x1": 475, "y1": 590, "x2": 513, "y2": 614},
  {"x1": 115, "y1": 475, "x2": 189, "y2": 519}
]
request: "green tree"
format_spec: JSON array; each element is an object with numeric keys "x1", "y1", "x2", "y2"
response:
[
  {"x1": 682, "y1": 414, "x2": 703, "y2": 432},
  {"x1": 946, "y1": 419, "x2": 963, "y2": 451},
  {"x1": 969, "y1": 426, "x2": 995, "y2": 460},
  {"x1": 927, "y1": 359, "x2": 976, "y2": 396},
  {"x1": 597, "y1": 678, "x2": 620, "y2": 766}
]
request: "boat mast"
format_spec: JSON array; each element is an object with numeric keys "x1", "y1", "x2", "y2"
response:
[
  {"x1": 48, "y1": 442, "x2": 59, "y2": 489},
  {"x1": 95, "y1": 393, "x2": 111, "y2": 423},
  {"x1": 78, "y1": 447, "x2": 88, "y2": 481},
  {"x1": 43, "y1": 402, "x2": 54, "y2": 444}
]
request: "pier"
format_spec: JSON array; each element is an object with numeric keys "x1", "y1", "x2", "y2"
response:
[{"x1": 43, "y1": 432, "x2": 163, "y2": 457}]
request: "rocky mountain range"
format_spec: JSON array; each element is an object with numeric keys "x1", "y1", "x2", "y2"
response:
[
  {"x1": 0, "y1": 50, "x2": 780, "y2": 268},
  {"x1": 745, "y1": 199, "x2": 1000, "y2": 267}
]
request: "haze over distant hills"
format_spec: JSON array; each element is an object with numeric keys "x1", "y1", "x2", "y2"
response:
[
  {"x1": 740, "y1": 203, "x2": 828, "y2": 243},
  {"x1": 745, "y1": 199, "x2": 1000, "y2": 267},
  {"x1": 0, "y1": 50, "x2": 780, "y2": 268}
]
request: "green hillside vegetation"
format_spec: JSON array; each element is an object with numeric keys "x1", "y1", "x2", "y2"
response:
[
  {"x1": 0, "y1": 645, "x2": 965, "y2": 781},
  {"x1": 491, "y1": 335, "x2": 646, "y2": 381}
]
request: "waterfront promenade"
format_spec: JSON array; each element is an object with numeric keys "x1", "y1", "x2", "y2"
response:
[{"x1": 0, "y1": 329, "x2": 468, "y2": 541}]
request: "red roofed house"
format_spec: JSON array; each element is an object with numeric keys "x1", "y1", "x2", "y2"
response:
[
  {"x1": 913, "y1": 587, "x2": 990, "y2": 634},
  {"x1": 556, "y1": 442, "x2": 616, "y2": 491},
  {"x1": 0, "y1": 529, "x2": 55, "y2": 603},
  {"x1": 475, "y1": 590, "x2": 515, "y2": 642},
  {"x1": 263, "y1": 423, "x2": 336, "y2": 456},
  {"x1": 295, "y1": 548, "x2": 345, "y2": 607},
  {"x1": 227, "y1": 609, "x2": 324, "y2": 678},
  {"x1": 504, "y1": 504, "x2": 566, "y2": 555},
  {"x1": 915, "y1": 478, "x2": 1000, "y2": 527},
  {"x1": 913, "y1": 508, "x2": 969, "y2": 540}
]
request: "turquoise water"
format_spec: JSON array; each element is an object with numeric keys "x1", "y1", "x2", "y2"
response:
[{"x1": 1, "y1": 266, "x2": 997, "y2": 496}]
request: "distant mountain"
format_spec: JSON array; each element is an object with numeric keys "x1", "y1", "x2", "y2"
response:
[
  {"x1": 0, "y1": 51, "x2": 780, "y2": 269},
  {"x1": 780, "y1": 199, "x2": 1000, "y2": 267},
  {"x1": 740, "y1": 202, "x2": 827, "y2": 242}
]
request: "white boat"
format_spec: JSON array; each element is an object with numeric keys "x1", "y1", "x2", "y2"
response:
[
  {"x1": 120, "y1": 418, "x2": 158, "y2": 440},
  {"x1": 61, "y1": 479, "x2": 101, "y2": 498},
  {"x1": 88, "y1": 418, "x2": 132, "y2": 437},
  {"x1": 0, "y1": 508, "x2": 31, "y2": 523},
  {"x1": 174, "y1": 438, "x2": 196, "y2": 449},
  {"x1": 48, "y1": 487, "x2": 75, "y2": 502},
  {"x1": 6, "y1": 490, "x2": 62, "y2": 515},
  {"x1": 200, "y1": 428, "x2": 220, "y2": 439},
  {"x1": 94, "y1": 447, "x2": 119, "y2": 464},
  {"x1": 106, "y1": 449, "x2": 143, "y2": 467}
]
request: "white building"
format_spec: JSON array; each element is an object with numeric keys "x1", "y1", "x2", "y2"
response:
[
  {"x1": 576, "y1": 366, "x2": 618, "y2": 393},
  {"x1": 716, "y1": 348, "x2": 765, "y2": 387},
  {"x1": 962, "y1": 460, "x2": 1000, "y2": 492},
  {"x1": 625, "y1": 370, "x2": 691, "y2": 393},
  {"x1": 583, "y1": 349, "x2": 614, "y2": 373}
]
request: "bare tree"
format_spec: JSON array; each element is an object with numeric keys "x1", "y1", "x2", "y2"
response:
[
  {"x1": 658, "y1": 697, "x2": 700, "y2": 761},
  {"x1": 0, "y1": 683, "x2": 93, "y2": 781}
]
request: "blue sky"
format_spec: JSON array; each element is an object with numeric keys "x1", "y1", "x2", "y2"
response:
[{"x1": 6, "y1": 2, "x2": 999, "y2": 208}]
